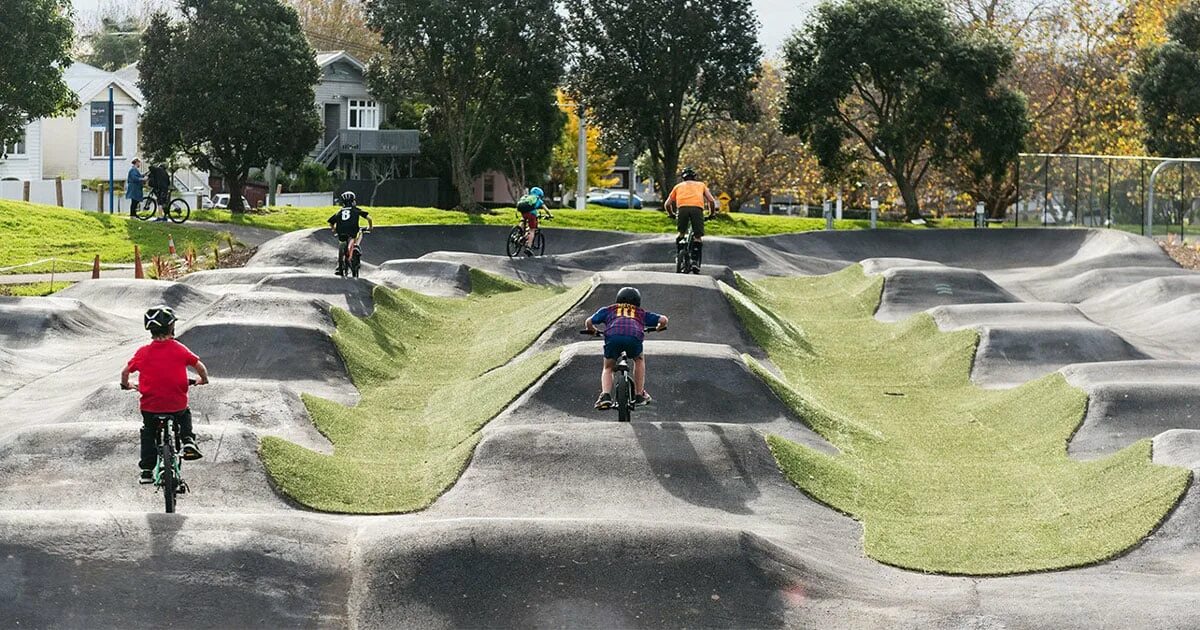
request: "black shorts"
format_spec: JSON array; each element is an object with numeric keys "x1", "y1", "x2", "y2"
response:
[{"x1": 675, "y1": 206, "x2": 705, "y2": 237}]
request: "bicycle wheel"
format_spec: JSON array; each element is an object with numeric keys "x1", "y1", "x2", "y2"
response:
[
  {"x1": 167, "y1": 198, "x2": 191, "y2": 224},
  {"x1": 615, "y1": 370, "x2": 632, "y2": 423},
  {"x1": 505, "y1": 226, "x2": 524, "y2": 258},
  {"x1": 351, "y1": 248, "x2": 361, "y2": 278},
  {"x1": 136, "y1": 198, "x2": 158, "y2": 221},
  {"x1": 533, "y1": 231, "x2": 546, "y2": 256},
  {"x1": 675, "y1": 238, "x2": 689, "y2": 274},
  {"x1": 160, "y1": 438, "x2": 176, "y2": 513}
]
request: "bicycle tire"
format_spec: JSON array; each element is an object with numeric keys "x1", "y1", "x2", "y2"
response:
[
  {"x1": 675, "y1": 237, "x2": 689, "y2": 273},
  {"x1": 615, "y1": 370, "x2": 632, "y2": 423},
  {"x1": 167, "y1": 198, "x2": 191, "y2": 224},
  {"x1": 351, "y1": 248, "x2": 361, "y2": 278},
  {"x1": 505, "y1": 226, "x2": 524, "y2": 258},
  {"x1": 533, "y1": 231, "x2": 546, "y2": 256},
  {"x1": 136, "y1": 198, "x2": 158, "y2": 221},
  {"x1": 161, "y1": 438, "x2": 176, "y2": 513}
]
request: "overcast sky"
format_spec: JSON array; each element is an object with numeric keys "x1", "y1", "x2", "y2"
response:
[{"x1": 69, "y1": 0, "x2": 815, "y2": 54}]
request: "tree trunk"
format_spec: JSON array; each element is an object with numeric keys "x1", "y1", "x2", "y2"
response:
[
  {"x1": 896, "y1": 178, "x2": 921, "y2": 220},
  {"x1": 449, "y1": 144, "x2": 476, "y2": 212},
  {"x1": 225, "y1": 173, "x2": 247, "y2": 214},
  {"x1": 660, "y1": 142, "x2": 681, "y2": 199}
]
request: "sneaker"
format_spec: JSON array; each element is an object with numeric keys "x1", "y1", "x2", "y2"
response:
[
  {"x1": 634, "y1": 392, "x2": 652, "y2": 406},
  {"x1": 595, "y1": 392, "x2": 613, "y2": 410},
  {"x1": 181, "y1": 439, "x2": 203, "y2": 461},
  {"x1": 334, "y1": 267, "x2": 344, "y2": 276},
  {"x1": 690, "y1": 265, "x2": 701, "y2": 274},
  {"x1": 524, "y1": 246, "x2": 535, "y2": 257},
  {"x1": 139, "y1": 469, "x2": 154, "y2": 484}
]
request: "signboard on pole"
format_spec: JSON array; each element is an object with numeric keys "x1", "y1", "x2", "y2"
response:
[
  {"x1": 717, "y1": 192, "x2": 731, "y2": 213},
  {"x1": 90, "y1": 102, "x2": 111, "y2": 129}
]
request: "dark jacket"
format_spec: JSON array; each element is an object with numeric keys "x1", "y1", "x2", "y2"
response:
[{"x1": 148, "y1": 165, "x2": 171, "y2": 194}]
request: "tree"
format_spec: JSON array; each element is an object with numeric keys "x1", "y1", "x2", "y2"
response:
[
  {"x1": 781, "y1": 0, "x2": 1027, "y2": 219},
  {"x1": 288, "y1": 0, "x2": 384, "y2": 59},
  {"x1": 681, "y1": 63, "x2": 809, "y2": 212},
  {"x1": 549, "y1": 94, "x2": 617, "y2": 202},
  {"x1": 488, "y1": 88, "x2": 564, "y2": 202},
  {"x1": 1133, "y1": 0, "x2": 1200, "y2": 157},
  {"x1": 367, "y1": 0, "x2": 563, "y2": 211},
  {"x1": 140, "y1": 0, "x2": 321, "y2": 213},
  {"x1": 82, "y1": 16, "x2": 142, "y2": 70},
  {"x1": 567, "y1": 0, "x2": 762, "y2": 195},
  {"x1": 0, "y1": 0, "x2": 76, "y2": 153}
]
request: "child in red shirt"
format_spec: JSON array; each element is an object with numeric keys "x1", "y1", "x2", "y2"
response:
[{"x1": 120, "y1": 305, "x2": 209, "y2": 484}]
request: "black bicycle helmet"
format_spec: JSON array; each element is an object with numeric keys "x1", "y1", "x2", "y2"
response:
[
  {"x1": 616, "y1": 286, "x2": 641, "y2": 307},
  {"x1": 680, "y1": 167, "x2": 697, "y2": 181},
  {"x1": 339, "y1": 190, "x2": 356, "y2": 205},
  {"x1": 144, "y1": 305, "x2": 177, "y2": 333}
]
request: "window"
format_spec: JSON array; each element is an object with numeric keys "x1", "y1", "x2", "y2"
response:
[
  {"x1": 2, "y1": 132, "x2": 26, "y2": 158},
  {"x1": 483, "y1": 173, "x2": 495, "y2": 202},
  {"x1": 348, "y1": 100, "x2": 379, "y2": 130},
  {"x1": 92, "y1": 113, "x2": 125, "y2": 158}
]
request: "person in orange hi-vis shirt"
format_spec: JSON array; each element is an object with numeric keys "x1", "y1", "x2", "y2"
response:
[{"x1": 663, "y1": 167, "x2": 718, "y2": 273}]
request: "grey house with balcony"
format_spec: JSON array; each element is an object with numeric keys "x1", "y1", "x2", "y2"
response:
[{"x1": 313, "y1": 51, "x2": 419, "y2": 179}]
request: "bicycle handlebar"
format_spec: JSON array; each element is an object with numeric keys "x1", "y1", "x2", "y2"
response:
[
  {"x1": 579, "y1": 326, "x2": 665, "y2": 337},
  {"x1": 122, "y1": 378, "x2": 201, "y2": 390}
]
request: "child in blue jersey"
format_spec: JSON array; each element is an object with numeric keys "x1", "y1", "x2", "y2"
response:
[{"x1": 585, "y1": 286, "x2": 668, "y2": 409}]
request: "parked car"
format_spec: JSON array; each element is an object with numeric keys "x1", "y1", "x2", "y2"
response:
[
  {"x1": 588, "y1": 190, "x2": 643, "y2": 209},
  {"x1": 210, "y1": 193, "x2": 252, "y2": 210}
]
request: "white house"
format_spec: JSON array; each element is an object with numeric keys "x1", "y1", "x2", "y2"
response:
[
  {"x1": 44, "y1": 62, "x2": 144, "y2": 181},
  {"x1": 0, "y1": 120, "x2": 44, "y2": 182},
  {"x1": 0, "y1": 62, "x2": 144, "y2": 186}
]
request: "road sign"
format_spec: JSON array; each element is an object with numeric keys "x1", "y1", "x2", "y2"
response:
[
  {"x1": 717, "y1": 192, "x2": 731, "y2": 213},
  {"x1": 90, "y1": 101, "x2": 111, "y2": 129}
]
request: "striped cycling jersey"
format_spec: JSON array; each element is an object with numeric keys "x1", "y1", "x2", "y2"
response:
[{"x1": 590, "y1": 304, "x2": 663, "y2": 340}]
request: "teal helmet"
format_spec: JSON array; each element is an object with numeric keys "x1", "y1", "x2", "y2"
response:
[{"x1": 530, "y1": 187, "x2": 544, "y2": 198}]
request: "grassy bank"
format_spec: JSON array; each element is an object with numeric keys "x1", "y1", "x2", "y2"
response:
[
  {"x1": 0, "y1": 201, "x2": 229, "y2": 275},
  {"x1": 192, "y1": 205, "x2": 949, "y2": 236},
  {"x1": 732, "y1": 267, "x2": 1190, "y2": 575},
  {"x1": 0, "y1": 281, "x2": 75, "y2": 297},
  {"x1": 259, "y1": 271, "x2": 587, "y2": 513}
]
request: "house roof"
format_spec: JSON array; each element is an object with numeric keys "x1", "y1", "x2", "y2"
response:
[
  {"x1": 64, "y1": 61, "x2": 145, "y2": 106},
  {"x1": 316, "y1": 50, "x2": 366, "y2": 72}
]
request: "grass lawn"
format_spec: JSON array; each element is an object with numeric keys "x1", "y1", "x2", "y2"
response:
[
  {"x1": 259, "y1": 271, "x2": 588, "y2": 513},
  {"x1": 0, "y1": 201, "x2": 230, "y2": 275},
  {"x1": 192, "y1": 205, "x2": 964, "y2": 236},
  {"x1": 0, "y1": 281, "x2": 75, "y2": 297},
  {"x1": 731, "y1": 267, "x2": 1191, "y2": 575}
]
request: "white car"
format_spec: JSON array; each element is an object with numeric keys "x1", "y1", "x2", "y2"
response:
[{"x1": 210, "y1": 194, "x2": 251, "y2": 210}]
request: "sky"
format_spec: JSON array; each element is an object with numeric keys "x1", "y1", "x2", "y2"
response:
[{"x1": 69, "y1": 0, "x2": 816, "y2": 54}]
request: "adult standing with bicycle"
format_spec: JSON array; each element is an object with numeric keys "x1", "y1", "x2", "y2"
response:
[
  {"x1": 125, "y1": 158, "x2": 146, "y2": 218},
  {"x1": 663, "y1": 167, "x2": 718, "y2": 273},
  {"x1": 148, "y1": 162, "x2": 172, "y2": 222}
]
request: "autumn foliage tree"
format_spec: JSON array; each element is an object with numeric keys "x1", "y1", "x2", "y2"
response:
[
  {"x1": 549, "y1": 94, "x2": 617, "y2": 202},
  {"x1": 1133, "y1": 0, "x2": 1200, "y2": 157}
]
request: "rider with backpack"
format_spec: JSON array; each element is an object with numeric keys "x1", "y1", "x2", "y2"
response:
[
  {"x1": 516, "y1": 187, "x2": 553, "y2": 256},
  {"x1": 585, "y1": 286, "x2": 668, "y2": 409},
  {"x1": 328, "y1": 191, "x2": 373, "y2": 276},
  {"x1": 663, "y1": 167, "x2": 718, "y2": 273}
]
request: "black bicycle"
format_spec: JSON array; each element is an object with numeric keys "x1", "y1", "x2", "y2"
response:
[
  {"x1": 581, "y1": 327, "x2": 662, "y2": 422},
  {"x1": 337, "y1": 228, "x2": 369, "y2": 278},
  {"x1": 125, "y1": 379, "x2": 195, "y2": 513},
  {"x1": 506, "y1": 212, "x2": 552, "y2": 258},
  {"x1": 670, "y1": 213, "x2": 713, "y2": 274},
  {"x1": 137, "y1": 195, "x2": 191, "y2": 224}
]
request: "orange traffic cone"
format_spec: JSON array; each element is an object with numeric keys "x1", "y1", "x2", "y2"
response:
[
  {"x1": 168, "y1": 234, "x2": 177, "y2": 256},
  {"x1": 92, "y1": 255, "x2": 100, "y2": 279},
  {"x1": 134, "y1": 245, "x2": 144, "y2": 279}
]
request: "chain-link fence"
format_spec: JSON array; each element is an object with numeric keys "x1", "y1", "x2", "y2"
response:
[{"x1": 1015, "y1": 153, "x2": 1200, "y2": 240}]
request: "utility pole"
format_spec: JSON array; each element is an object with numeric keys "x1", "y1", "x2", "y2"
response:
[{"x1": 576, "y1": 104, "x2": 587, "y2": 211}]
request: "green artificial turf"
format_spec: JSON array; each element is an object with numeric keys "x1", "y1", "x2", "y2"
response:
[
  {"x1": 0, "y1": 201, "x2": 229, "y2": 274},
  {"x1": 192, "y1": 205, "x2": 942, "y2": 236},
  {"x1": 732, "y1": 267, "x2": 1191, "y2": 575},
  {"x1": 259, "y1": 270, "x2": 587, "y2": 513}
]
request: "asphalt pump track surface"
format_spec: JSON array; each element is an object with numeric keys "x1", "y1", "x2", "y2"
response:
[{"x1": 1, "y1": 224, "x2": 1198, "y2": 628}]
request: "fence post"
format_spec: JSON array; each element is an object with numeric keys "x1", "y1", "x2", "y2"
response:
[
  {"x1": 1073, "y1": 156, "x2": 1081, "y2": 226},
  {"x1": 1043, "y1": 155, "x2": 1050, "y2": 227},
  {"x1": 22, "y1": 181, "x2": 30, "y2": 202},
  {"x1": 99, "y1": 184, "x2": 106, "y2": 213},
  {"x1": 1015, "y1": 156, "x2": 1021, "y2": 228},
  {"x1": 1106, "y1": 160, "x2": 1113, "y2": 228},
  {"x1": 1181, "y1": 164, "x2": 1188, "y2": 242},
  {"x1": 1141, "y1": 161, "x2": 1147, "y2": 236},
  {"x1": 870, "y1": 198, "x2": 878, "y2": 229}
]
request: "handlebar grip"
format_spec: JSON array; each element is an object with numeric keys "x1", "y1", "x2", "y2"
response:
[{"x1": 188, "y1": 378, "x2": 198, "y2": 386}]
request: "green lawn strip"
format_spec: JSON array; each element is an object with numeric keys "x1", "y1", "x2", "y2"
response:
[
  {"x1": 0, "y1": 201, "x2": 229, "y2": 274},
  {"x1": 192, "y1": 205, "x2": 952, "y2": 236},
  {"x1": 734, "y1": 266, "x2": 1190, "y2": 575},
  {"x1": 259, "y1": 271, "x2": 588, "y2": 513},
  {"x1": 0, "y1": 281, "x2": 76, "y2": 297}
]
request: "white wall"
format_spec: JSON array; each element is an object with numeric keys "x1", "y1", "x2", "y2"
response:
[
  {"x1": 0, "y1": 178, "x2": 83, "y2": 208},
  {"x1": 41, "y1": 116, "x2": 76, "y2": 179},
  {"x1": 276, "y1": 192, "x2": 335, "y2": 207},
  {"x1": 0, "y1": 121, "x2": 43, "y2": 181}
]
